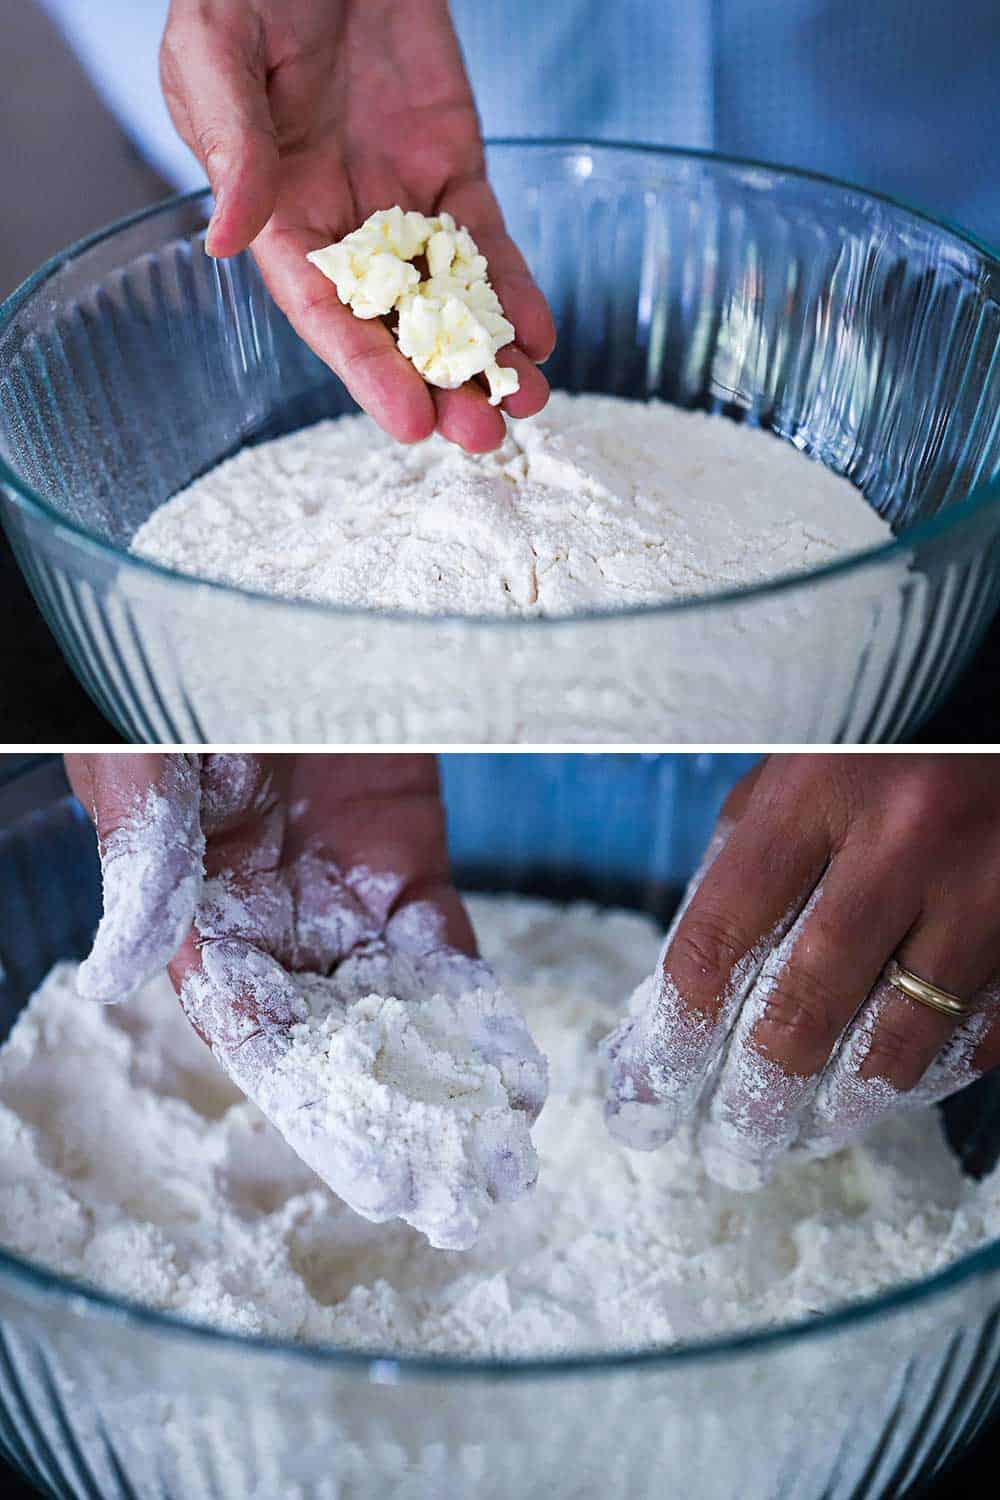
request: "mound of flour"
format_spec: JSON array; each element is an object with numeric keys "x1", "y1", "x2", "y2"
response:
[
  {"x1": 1, "y1": 896, "x2": 996, "y2": 1356},
  {"x1": 130, "y1": 394, "x2": 891, "y2": 615}
]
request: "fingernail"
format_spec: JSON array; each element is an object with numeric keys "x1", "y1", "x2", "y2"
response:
[{"x1": 204, "y1": 190, "x2": 225, "y2": 257}]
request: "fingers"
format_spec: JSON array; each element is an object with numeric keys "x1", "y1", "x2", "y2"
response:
[
  {"x1": 604, "y1": 779, "x2": 829, "y2": 1150},
  {"x1": 441, "y1": 177, "x2": 557, "y2": 363},
  {"x1": 433, "y1": 382, "x2": 507, "y2": 453},
  {"x1": 696, "y1": 856, "x2": 916, "y2": 1189},
  {"x1": 860, "y1": 917, "x2": 999, "y2": 1091},
  {"x1": 254, "y1": 219, "x2": 438, "y2": 444},
  {"x1": 602, "y1": 817, "x2": 733, "y2": 1145},
  {"x1": 174, "y1": 935, "x2": 304, "y2": 1085},
  {"x1": 717, "y1": 757, "x2": 766, "y2": 823},
  {"x1": 802, "y1": 977, "x2": 1000, "y2": 1159},
  {"x1": 495, "y1": 348, "x2": 550, "y2": 420},
  {"x1": 257, "y1": 220, "x2": 544, "y2": 452},
  {"x1": 160, "y1": 3, "x2": 279, "y2": 255},
  {"x1": 199, "y1": 753, "x2": 280, "y2": 838},
  {"x1": 283, "y1": 753, "x2": 478, "y2": 961},
  {"x1": 66, "y1": 753, "x2": 204, "y2": 1004},
  {"x1": 800, "y1": 920, "x2": 1000, "y2": 1159}
]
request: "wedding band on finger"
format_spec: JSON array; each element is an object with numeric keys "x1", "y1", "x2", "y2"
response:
[{"x1": 887, "y1": 961, "x2": 975, "y2": 1020}]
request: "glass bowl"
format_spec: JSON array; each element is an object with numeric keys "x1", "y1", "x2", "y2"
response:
[
  {"x1": 3, "y1": 143, "x2": 1000, "y2": 743},
  {"x1": 3, "y1": 753, "x2": 1000, "y2": 1500}
]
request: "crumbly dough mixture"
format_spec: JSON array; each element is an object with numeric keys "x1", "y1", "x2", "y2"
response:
[
  {"x1": 130, "y1": 394, "x2": 891, "y2": 615},
  {"x1": 306, "y1": 206, "x2": 519, "y2": 405},
  {"x1": 1, "y1": 896, "x2": 996, "y2": 1357}
]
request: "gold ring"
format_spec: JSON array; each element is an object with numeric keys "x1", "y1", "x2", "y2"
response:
[{"x1": 887, "y1": 961, "x2": 973, "y2": 1020}]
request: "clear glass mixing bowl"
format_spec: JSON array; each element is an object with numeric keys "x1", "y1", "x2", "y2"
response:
[
  {"x1": 3, "y1": 143, "x2": 1000, "y2": 742},
  {"x1": 3, "y1": 753, "x2": 1000, "y2": 1500}
]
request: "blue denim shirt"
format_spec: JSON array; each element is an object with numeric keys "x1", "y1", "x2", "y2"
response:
[{"x1": 42, "y1": 0, "x2": 1000, "y2": 243}]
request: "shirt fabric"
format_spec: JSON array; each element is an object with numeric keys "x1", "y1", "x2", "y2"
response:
[{"x1": 40, "y1": 0, "x2": 1000, "y2": 243}]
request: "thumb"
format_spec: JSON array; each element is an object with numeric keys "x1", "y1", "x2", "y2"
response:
[
  {"x1": 160, "y1": 6, "x2": 279, "y2": 256},
  {"x1": 66, "y1": 754, "x2": 205, "y2": 1004}
]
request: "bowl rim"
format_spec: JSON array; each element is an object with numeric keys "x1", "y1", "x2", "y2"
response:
[
  {"x1": 2, "y1": 754, "x2": 1000, "y2": 1382},
  {"x1": 2, "y1": 138, "x2": 1000, "y2": 627}
]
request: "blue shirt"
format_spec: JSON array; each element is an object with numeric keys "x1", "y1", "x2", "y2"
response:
[{"x1": 42, "y1": 0, "x2": 1000, "y2": 243}]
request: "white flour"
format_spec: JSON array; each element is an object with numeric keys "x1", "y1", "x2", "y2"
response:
[
  {"x1": 130, "y1": 394, "x2": 891, "y2": 615},
  {"x1": 1, "y1": 896, "x2": 997, "y2": 1357}
]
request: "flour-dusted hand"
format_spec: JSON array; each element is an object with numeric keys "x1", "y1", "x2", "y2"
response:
[
  {"x1": 67, "y1": 753, "x2": 548, "y2": 1248},
  {"x1": 603, "y1": 755, "x2": 1000, "y2": 1188},
  {"x1": 68, "y1": 754, "x2": 205, "y2": 1004},
  {"x1": 159, "y1": 0, "x2": 554, "y2": 453}
]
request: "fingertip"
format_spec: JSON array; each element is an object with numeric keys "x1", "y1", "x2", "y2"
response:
[
  {"x1": 499, "y1": 350, "x2": 550, "y2": 420},
  {"x1": 204, "y1": 144, "x2": 278, "y2": 258},
  {"x1": 391, "y1": 395, "x2": 438, "y2": 445},
  {"x1": 433, "y1": 385, "x2": 506, "y2": 453}
]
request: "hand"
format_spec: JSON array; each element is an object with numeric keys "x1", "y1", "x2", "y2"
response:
[
  {"x1": 604, "y1": 754, "x2": 1000, "y2": 1187},
  {"x1": 160, "y1": 0, "x2": 555, "y2": 453},
  {"x1": 67, "y1": 752, "x2": 546, "y2": 1244},
  {"x1": 66, "y1": 752, "x2": 475, "y2": 1002}
]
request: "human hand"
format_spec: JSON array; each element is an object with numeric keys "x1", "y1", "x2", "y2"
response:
[
  {"x1": 160, "y1": 0, "x2": 555, "y2": 453},
  {"x1": 66, "y1": 753, "x2": 547, "y2": 1243},
  {"x1": 65, "y1": 751, "x2": 477, "y2": 999},
  {"x1": 604, "y1": 754, "x2": 1000, "y2": 1188}
]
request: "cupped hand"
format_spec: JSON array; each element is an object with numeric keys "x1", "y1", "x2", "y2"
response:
[
  {"x1": 160, "y1": 0, "x2": 555, "y2": 453},
  {"x1": 604, "y1": 754, "x2": 1000, "y2": 1187},
  {"x1": 66, "y1": 751, "x2": 476, "y2": 1004},
  {"x1": 66, "y1": 752, "x2": 547, "y2": 1241}
]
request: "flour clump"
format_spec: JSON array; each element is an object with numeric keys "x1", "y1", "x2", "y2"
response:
[{"x1": 130, "y1": 394, "x2": 891, "y2": 615}]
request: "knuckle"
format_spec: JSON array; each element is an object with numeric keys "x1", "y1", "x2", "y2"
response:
[
  {"x1": 861, "y1": 1016, "x2": 927, "y2": 1087},
  {"x1": 668, "y1": 911, "x2": 749, "y2": 1008},
  {"x1": 878, "y1": 760, "x2": 963, "y2": 850},
  {"x1": 194, "y1": 123, "x2": 229, "y2": 168},
  {"x1": 758, "y1": 966, "x2": 842, "y2": 1060}
]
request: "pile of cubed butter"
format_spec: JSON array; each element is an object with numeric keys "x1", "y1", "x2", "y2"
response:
[{"x1": 307, "y1": 207, "x2": 519, "y2": 404}]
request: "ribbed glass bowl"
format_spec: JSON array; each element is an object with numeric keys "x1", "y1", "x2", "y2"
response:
[
  {"x1": 3, "y1": 143, "x2": 1000, "y2": 742},
  {"x1": 3, "y1": 753, "x2": 1000, "y2": 1500}
]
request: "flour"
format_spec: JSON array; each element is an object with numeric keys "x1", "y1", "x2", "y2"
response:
[
  {"x1": 130, "y1": 393, "x2": 891, "y2": 616},
  {"x1": 2, "y1": 896, "x2": 997, "y2": 1357}
]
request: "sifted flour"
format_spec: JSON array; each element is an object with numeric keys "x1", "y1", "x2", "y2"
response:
[
  {"x1": 1, "y1": 896, "x2": 997, "y2": 1357},
  {"x1": 130, "y1": 394, "x2": 892, "y2": 615}
]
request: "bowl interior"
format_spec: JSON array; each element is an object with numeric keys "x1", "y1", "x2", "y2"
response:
[{"x1": 2, "y1": 144, "x2": 1000, "y2": 579}]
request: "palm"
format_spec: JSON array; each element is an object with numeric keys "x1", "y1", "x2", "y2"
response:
[{"x1": 179, "y1": 0, "x2": 554, "y2": 450}]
